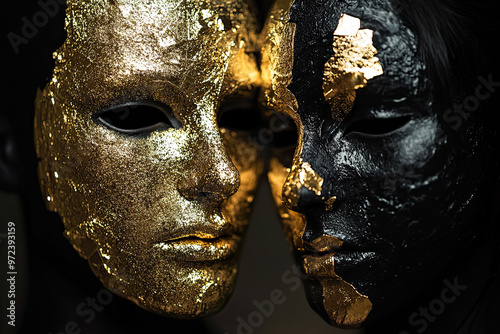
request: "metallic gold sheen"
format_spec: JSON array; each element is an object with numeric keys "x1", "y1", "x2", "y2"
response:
[
  {"x1": 282, "y1": 159, "x2": 324, "y2": 209},
  {"x1": 325, "y1": 196, "x2": 337, "y2": 211},
  {"x1": 323, "y1": 14, "x2": 384, "y2": 122},
  {"x1": 303, "y1": 235, "x2": 343, "y2": 253},
  {"x1": 268, "y1": 157, "x2": 306, "y2": 251},
  {"x1": 259, "y1": 0, "x2": 298, "y2": 117},
  {"x1": 34, "y1": 0, "x2": 262, "y2": 318},
  {"x1": 261, "y1": 8, "x2": 374, "y2": 328},
  {"x1": 303, "y1": 253, "x2": 373, "y2": 329},
  {"x1": 333, "y1": 13, "x2": 361, "y2": 36},
  {"x1": 261, "y1": 0, "x2": 308, "y2": 254}
]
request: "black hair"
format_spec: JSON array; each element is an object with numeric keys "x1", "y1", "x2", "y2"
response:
[
  {"x1": 392, "y1": 0, "x2": 500, "y2": 172},
  {"x1": 391, "y1": 0, "x2": 499, "y2": 100}
]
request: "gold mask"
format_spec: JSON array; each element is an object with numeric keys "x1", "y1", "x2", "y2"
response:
[
  {"x1": 261, "y1": 2, "x2": 380, "y2": 329},
  {"x1": 34, "y1": 0, "x2": 263, "y2": 318}
]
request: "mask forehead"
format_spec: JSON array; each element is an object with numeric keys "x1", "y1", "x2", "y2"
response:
[
  {"x1": 323, "y1": 13, "x2": 384, "y2": 122},
  {"x1": 57, "y1": 0, "x2": 259, "y2": 116}
]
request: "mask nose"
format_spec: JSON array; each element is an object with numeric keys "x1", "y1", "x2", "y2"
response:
[
  {"x1": 282, "y1": 158, "x2": 338, "y2": 213},
  {"x1": 282, "y1": 159, "x2": 324, "y2": 212},
  {"x1": 178, "y1": 132, "x2": 240, "y2": 204}
]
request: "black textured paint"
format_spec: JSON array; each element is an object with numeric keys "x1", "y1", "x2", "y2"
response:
[{"x1": 284, "y1": 0, "x2": 499, "y2": 330}]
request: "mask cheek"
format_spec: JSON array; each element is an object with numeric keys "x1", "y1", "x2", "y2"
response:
[
  {"x1": 267, "y1": 157, "x2": 306, "y2": 251},
  {"x1": 220, "y1": 130, "x2": 264, "y2": 231}
]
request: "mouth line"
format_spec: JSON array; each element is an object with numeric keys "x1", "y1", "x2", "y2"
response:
[
  {"x1": 299, "y1": 248, "x2": 371, "y2": 255},
  {"x1": 156, "y1": 217, "x2": 239, "y2": 244},
  {"x1": 154, "y1": 234, "x2": 241, "y2": 262},
  {"x1": 301, "y1": 251, "x2": 377, "y2": 278},
  {"x1": 163, "y1": 233, "x2": 232, "y2": 243}
]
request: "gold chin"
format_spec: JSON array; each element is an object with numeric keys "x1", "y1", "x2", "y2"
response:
[
  {"x1": 303, "y1": 253, "x2": 372, "y2": 329},
  {"x1": 34, "y1": 0, "x2": 263, "y2": 318},
  {"x1": 261, "y1": 3, "x2": 377, "y2": 328}
]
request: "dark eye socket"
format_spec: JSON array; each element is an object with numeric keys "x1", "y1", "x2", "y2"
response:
[
  {"x1": 217, "y1": 97, "x2": 262, "y2": 132},
  {"x1": 269, "y1": 113, "x2": 298, "y2": 149},
  {"x1": 94, "y1": 101, "x2": 181, "y2": 135},
  {"x1": 341, "y1": 87, "x2": 413, "y2": 137},
  {"x1": 268, "y1": 113, "x2": 297, "y2": 168},
  {"x1": 343, "y1": 116, "x2": 412, "y2": 137}
]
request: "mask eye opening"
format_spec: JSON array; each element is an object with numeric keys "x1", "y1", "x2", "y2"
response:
[
  {"x1": 343, "y1": 116, "x2": 412, "y2": 137},
  {"x1": 93, "y1": 101, "x2": 181, "y2": 135},
  {"x1": 217, "y1": 93, "x2": 263, "y2": 133}
]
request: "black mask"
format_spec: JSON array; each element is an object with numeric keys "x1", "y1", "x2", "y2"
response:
[{"x1": 261, "y1": 0, "x2": 500, "y2": 330}]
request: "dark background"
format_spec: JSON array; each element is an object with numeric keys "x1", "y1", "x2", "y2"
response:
[{"x1": 1, "y1": 1, "x2": 357, "y2": 333}]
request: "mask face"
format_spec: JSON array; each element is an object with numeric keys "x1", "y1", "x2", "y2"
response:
[
  {"x1": 262, "y1": 0, "x2": 492, "y2": 328},
  {"x1": 34, "y1": 0, "x2": 263, "y2": 318}
]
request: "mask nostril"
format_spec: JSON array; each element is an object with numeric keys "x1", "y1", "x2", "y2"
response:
[{"x1": 198, "y1": 191, "x2": 224, "y2": 201}]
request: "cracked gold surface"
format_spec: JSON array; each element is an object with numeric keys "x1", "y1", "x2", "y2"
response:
[
  {"x1": 282, "y1": 159, "x2": 324, "y2": 209},
  {"x1": 259, "y1": 0, "x2": 298, "y2": 117},
  {"x1": 261, "y1": 0, "x2": 308, "y2": 253},
  {"x1": 325, "y1": 196, "x2": 337, "y2": 211},
  {"x1": 303, "y1": 252, "x2": 373, "y2": 329},
  {"x1": 34, "y1": 0, "x2": 263, "y2": 318},
  {"x1": 323, "y1": 13, "x2": 384, "y2": 122},
  {"x1": 267, "y1": 157, "x2": 306, "y2": 251},
  {"x1": 261, "y1": 8, "x2": 374, "y2": 328}
]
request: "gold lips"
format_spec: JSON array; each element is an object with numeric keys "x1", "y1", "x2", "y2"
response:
[
  {"x1": 302, "y1": 236, "x2": 372, "y2": 329},
  {"x1": 156, "y1": 218, "x2": 238, "y2": 244},
  {"x1": 165, "y1": 233, "x2": 226, "y2": 241},
  {"x1": 155, "y1": 234, "x2": 240, "y2": 262}
]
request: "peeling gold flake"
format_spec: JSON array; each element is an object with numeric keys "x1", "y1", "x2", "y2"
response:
[
  {"x1": 323, "y1": 14, "x2": 384, "y2": 122},
  {"x1": 304, "y1": 253, "x2": 372, "y2": 329},
  {"x1": 325, "y1": 196, "x2": 337, "y2": 211},
  {"x1": 282, "y1": 159, "x2": 324, "y2": 209},
  {"x1": 333, "y1": 14, "x2": 361, "y2": 36},
  {"x1": 259, "y1": 0, "x2": 298, "y2": 116},
  {"x1": 261, "y1": 8, "x2": 374, "y2": 329},
  {"x1": 303, "y1": 234, "x2": 342, "y2": 253},
  {"x1": 268, "y1": 157, "x2": 306, "y2": 251}
]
